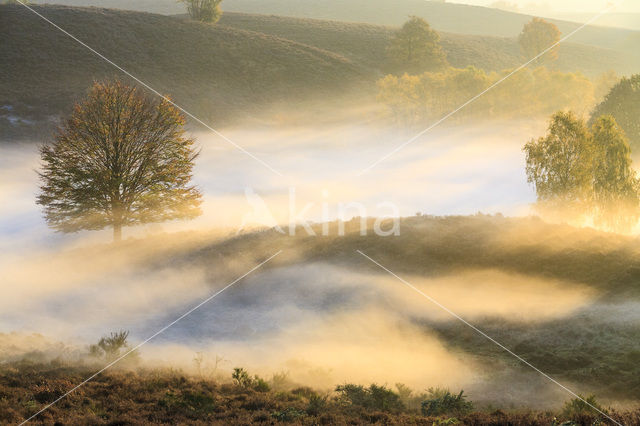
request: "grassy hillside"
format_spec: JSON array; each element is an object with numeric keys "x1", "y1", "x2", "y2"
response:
[
  {"x1": 31, "y1": 0, "x2": 640, "y2": 49},
  {"x1": 29, "y1": 0, "x2": 639, "y2": 74},
  {"x1": 554, "y1": 12, "x2": 640, "y2": 31},
  {"x1": 0, "y1": 4, "x2": 367, "y2": 140},
  {"x1": 218, "y1": 12, "x2": 636, "y2": 76},
  {"x1": 220, "y1": 0, "x2": 639, "y2": 51}
]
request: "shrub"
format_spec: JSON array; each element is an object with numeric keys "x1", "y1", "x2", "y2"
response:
[
  {"x1": 253, "y1": 376, "x2": 270, "y2": 393},
  {"x1": 395, "y1": 382, "x2": 429, "y2": 411},
  {"x1": 306, "y1": 393, "x2": 328, "y2": 416},
  {"x1": 335, "y1": 383, "x2": 404, "y2": 413},
  {"x1": 421, "y1": 388, "x2": 473, "y2": 416},
  {"x1": 232, "y1": 367, "x2": 252, "y2": 388},
  {"x1": 291, "y1": 386, "x2": 318, "y2": 399},
  {"x1": 231, "y1": 367, "x2": 271, "y2": 392},
  {"x1": 561, "y1": 394, "x2": 606, "y2": 420},
  {"x1": 270, "y1": 371, "x2": 291, "y2": 391},
  {"x1": 272, "y1": 407, "x2": 306, "y2": 422},
  {"x1": 88, "y1": 330, "x2": 139, "y2": 364}
]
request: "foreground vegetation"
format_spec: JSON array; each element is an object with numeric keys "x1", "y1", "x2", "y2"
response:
[{"x1": 2, "y1": 361, "x2": 637, "y2": 425}]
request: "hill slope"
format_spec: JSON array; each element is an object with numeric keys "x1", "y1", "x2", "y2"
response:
[
  {"x1": 171, "y1": 214, "x2": 640, "y2": 399},
  {"x1": 220, "y1": 0, "x2": 639, "y2": 52},
  {"x1": 3, "y1": 4, "x2": 636, "y2": 141},
  {"x1": 31, "y1": 0, "x2": 639, "y2": 50},
  {"x1": 218, "y1": 12, "x2": 636, "y2": 76},
  {"x1": 0, "y1": 4, "x2": 367, "y2": 140}
]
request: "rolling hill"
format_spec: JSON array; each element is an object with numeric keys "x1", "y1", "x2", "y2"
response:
[
  {"x1": 218, "y1": 12, "x2": 637, "y2": 76},
  {"x1": 0, "y1": 4, "x2": 367, "y2": 140},
  {"x1": 2, "y1": 3, "x2": 637, "y2": 141},
  {"x1": 31, "y1": 0, "x2": 640, "y2": 53},
  {"x1": 164, "y1": 214, "x2": 640, "y2": 399}
]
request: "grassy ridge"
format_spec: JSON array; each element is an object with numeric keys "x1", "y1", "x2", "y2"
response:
[
  {"x1": 219, "y1": 0, "x2": 639, "y2": 53},
  {"x1": 31, "y1": 0, "x2": 640, "y2": 51},
  {"x1": 187, "y1": 215, "x2": 640, "y2": 298},
  {"x1": 218, "y1": 12, "x2": 635, "y2": 76}
]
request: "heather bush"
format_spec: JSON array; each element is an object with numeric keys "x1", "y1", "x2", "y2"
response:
[{"x1": 421, "y1": 388, "x2": 473, "y2": 416}]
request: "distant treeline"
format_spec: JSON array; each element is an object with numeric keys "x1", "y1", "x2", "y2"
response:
[{"x1": 377, "y1": 66, "x2": 617, "y2": 125}]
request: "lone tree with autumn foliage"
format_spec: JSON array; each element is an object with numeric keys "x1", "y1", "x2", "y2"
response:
[{"x1": 37, "y1": 80, "x2": 202, "y2": 241}]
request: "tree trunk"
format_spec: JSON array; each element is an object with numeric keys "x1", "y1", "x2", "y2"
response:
[{"x1": 113, "y1": 222, "x2": 122, "y2": 242}]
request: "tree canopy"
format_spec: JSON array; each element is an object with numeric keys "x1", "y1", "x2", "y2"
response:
[
  {"x1": 591, "y1": 115, "x2": 640, "y2": 231},
  {"x1": 590, "y1": 74, "x2": 640, "y2": 150},
  {"x1": 180, "y1": 0, "x2": 223, "y2": 24},
  {"x1": 524, "y1": 111, "x2": 639, "y2": 232},
  {"x1": 524, "y1": 111, "x2": 594, "y2": 216},
  {"x1": 518, "y1": 17, "x2": 561, "y2": 65},
  {"x1": 386, "y1": 16, "x2": 447, "y2": 75},
  {"x1": 37, "y1": 80, "x2": 202, "y2": 241}
]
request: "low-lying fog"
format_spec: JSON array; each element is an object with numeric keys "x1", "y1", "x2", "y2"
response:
[
  {"x1": 1, "y1": 121, "x2": 621, "y2": 408},
  {"x1": 0, "y1": 121, "x2": 540, "y2": 251}
]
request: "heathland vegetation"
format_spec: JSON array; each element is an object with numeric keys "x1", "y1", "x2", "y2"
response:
[{"x1": 4, "y1": 359, "x2": 638, "y2": 424}]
